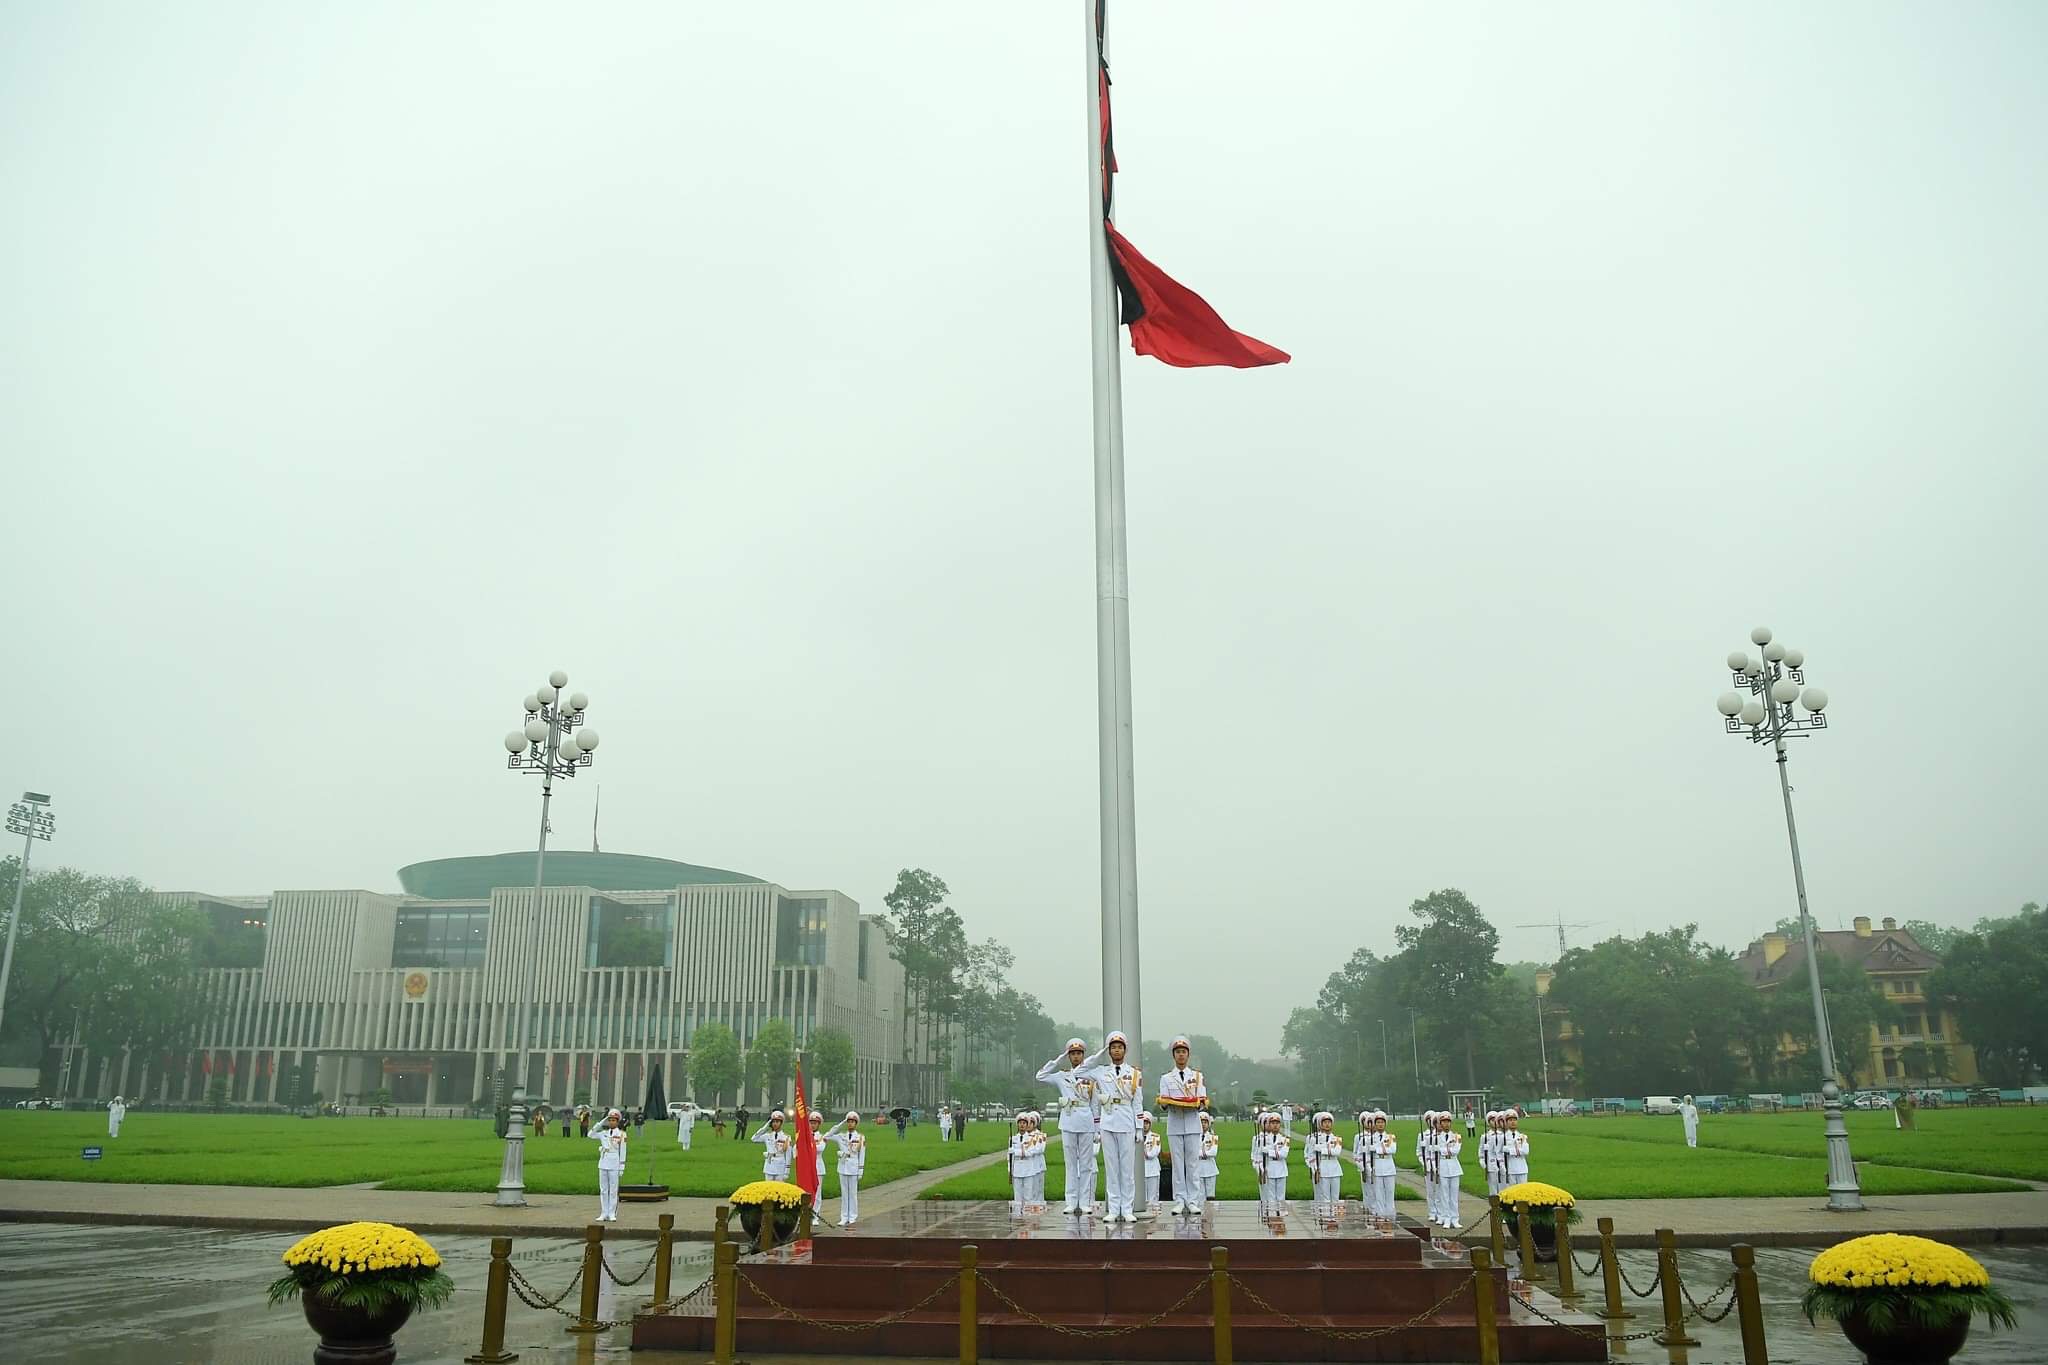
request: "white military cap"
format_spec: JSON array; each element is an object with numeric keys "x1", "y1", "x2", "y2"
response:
[
  {"x1": 1065, "y1": 1038, "x2": 1087, "y2": 1051},
  {"x1": 769, "y1": 1109, "x2": 786, "y2": 1120},
  {"x1": 1313, "y1": 1110, "x2": 1334, "y2": 1124},
  {"x1": 1358, "y1": 1109, "x2": 1374, "y2": 1122},
  {"x1": 1170, "y1": 1034, "x2": 1191, "y2": 1050},
  {"x1": 1106, "y1": 1030, "x2": 1129, "y2": 1047},
  {"x1": 845, "y1": 1110, "x2": 861, "y2": 1121}
]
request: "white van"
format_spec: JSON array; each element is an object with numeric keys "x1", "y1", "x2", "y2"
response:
[{"x1": 1643, "y1": 1096, "x2": 1682, "y2": 1115}]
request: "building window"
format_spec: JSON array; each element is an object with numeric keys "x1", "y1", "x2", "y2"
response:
[
  {"x1": 775, "y1": 897, "x2": 827, "y2": 967},
  {"x1": 392, "y1": 908, "x2": 490, "y2": 969},
  {"x1": 195, "y1": 900, "x2": 269, "y2": 968},
  {"x1": 585, "y1": 896, "x2": 673, "y2": 969},
  {"x1": 858, "y1": 920, "x2": 870, "y2": 981}
]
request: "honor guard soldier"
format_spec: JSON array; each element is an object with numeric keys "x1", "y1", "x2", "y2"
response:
[
  {"x1": 1037, "y1": 1038, "x2": 1106, "y2": 1215},
  {"x1": 1306, "y1": 1111, "x2": 1343, "y2": 1217},
  {"x1": 1157, "y1": 1035, "x2": 1210, "y2": 1215},
  {"x1": 825, "y1": 1112, "x2": 866, "y2": 1225},
  {"x1": 1083, "y1": 1031, "x2": 1143, "y2": 1222},
  {"x1": 1252, "y1": 1110, "x2": 1292, "y2": 1218},
  {"x1": 1503, "y1": 1109, "x2": 1532, "y2": 1183},
  {"x1": 751, "y1": 1109, "x2": 794, "y2": 1181},
  {"x1": 1197, "y1": 1113, "x2": 1220, "y2": 1200}
]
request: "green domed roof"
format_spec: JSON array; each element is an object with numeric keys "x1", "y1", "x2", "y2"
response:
[{"x1": 397, "y1": 851, "x2": 761, "y2": 900}]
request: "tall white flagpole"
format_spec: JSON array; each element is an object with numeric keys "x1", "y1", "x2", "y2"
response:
[{"x1": 1084, "y1": 0, "x2": 1144, "y2": 1210}]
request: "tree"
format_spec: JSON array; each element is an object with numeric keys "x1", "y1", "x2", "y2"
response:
[
  {"x1": 1930, "y1": 906, "x2": 2048, "y2": 1085},
  {"x1": 689, "y1": 1022, "x2": 742, "y2": 1106},
  {"x1": 745, "y1": 1018, "x2": 796, "y2": 1105},
  {"x1": 810, "y1": 1027, "x2": 856, "y2": 1107},
  {"x1": 1547, "y1": 928, "x2": 1760, "y2": 1095},
  {"x1": 1768, "y1": 950, "x2": 1898, "y2": 1088},
  {"x1": 1393, "y1": 889, "x2": 1503, "y2": 1087}
]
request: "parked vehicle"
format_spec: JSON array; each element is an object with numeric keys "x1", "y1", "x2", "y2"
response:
[{"x1": 1643, "y1": 1095, "x2": 1681, "y2": 1115}]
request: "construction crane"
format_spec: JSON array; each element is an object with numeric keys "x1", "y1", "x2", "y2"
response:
[{"x1": 1516, "y1": 909, "x2": 1594, "y2": 961}]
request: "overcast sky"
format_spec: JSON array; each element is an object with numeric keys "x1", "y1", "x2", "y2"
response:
[{"x1": 5, "y1": 2, "x2": 2043, "y2": 1057}]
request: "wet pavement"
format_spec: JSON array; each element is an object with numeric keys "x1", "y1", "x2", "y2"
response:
[{"x1": 1, "y1": 1223, "x2": 2041, "y2": 1363}]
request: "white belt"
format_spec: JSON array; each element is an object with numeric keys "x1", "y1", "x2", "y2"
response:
[
  {"x1": 1102, "y1": 1096, "x2": 1129, "y2": 1107},
  {"x1": 1061, "y1": 1097, "x2": 1087, "y2": 1109}
]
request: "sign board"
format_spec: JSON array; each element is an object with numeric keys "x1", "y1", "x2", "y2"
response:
[
  {"x1": 403, "y1": 971, "x2": 430, "y2": 1003},
  {"x1": 82, "y1": 1147, "x2": 103, "y2": 1161}
]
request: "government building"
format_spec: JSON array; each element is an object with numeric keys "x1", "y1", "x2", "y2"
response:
[{"x1": 53, "y1": 852, "x2": 912, "y2": 1113}]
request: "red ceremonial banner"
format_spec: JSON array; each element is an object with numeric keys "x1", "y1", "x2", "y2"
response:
[{"x1": 791, "y1": 1064, "x2": 819, "y2": 1206}]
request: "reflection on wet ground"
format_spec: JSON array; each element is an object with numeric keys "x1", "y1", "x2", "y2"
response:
[{"x1": 0, "y1": 1223, "x2": 2041, "y2": 1363}]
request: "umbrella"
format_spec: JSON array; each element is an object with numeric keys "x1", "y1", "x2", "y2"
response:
[
  {"x1": 643, "y1": 1064, "x2": 668, "y2": 1184},
  {"x1": 888, "y1": 1106, "x2": 911, "y2": 1120}
]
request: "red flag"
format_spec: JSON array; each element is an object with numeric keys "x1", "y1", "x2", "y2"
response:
[
  {"x1": 1107, "y1": 226, "x2": 1290, "y2": 369},
  {"x1": 791, "y1": 1064, "x2": 819, "y2": 1208},
  {"x1": 1094, "y1": 3, "x2": 1287, "y2": 368}
]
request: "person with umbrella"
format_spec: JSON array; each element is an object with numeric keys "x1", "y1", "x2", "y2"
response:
[{"x1": 891, "y1": 1106, "x2": 910, "y2": 1140}]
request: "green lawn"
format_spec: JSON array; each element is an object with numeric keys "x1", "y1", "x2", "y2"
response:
[
  {"x1": 0, "y1": 1112, "x2": 1006, "y2": 1196},
  {"x1": 920, "y1": 1116, "x2": 2032, "y2": 1202},
  {"x1": 1524, "y1": 1108, "x2": 2048, "y2": 1182}
]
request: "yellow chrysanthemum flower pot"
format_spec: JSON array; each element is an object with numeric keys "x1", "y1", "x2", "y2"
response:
[
  {"x1": 1801, "y1": 1235, "x2": 2016, "y2": 1365},
  {"x1": 730, "y1": 1181, "x2": 808, "y2": 1250},
  {"x1": 268, "y1": 1222, "x2": 454, "y2": 1365}
]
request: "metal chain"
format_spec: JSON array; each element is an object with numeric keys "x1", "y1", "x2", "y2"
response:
[
  {"x1": 1227, "y1": 1270, "x2": 1478, "y2": 1342},
  {"x1": 1514, "y1": 1289, "x2": 1667, "y2": 1342},
  {"x1": 978, "y1": 1270, "x2": 1210, "y2": 1339},
  {"x1": 506, "y1": 1263, "x2": 582, "y2": 1312},
  {"x1": 1616, "y1": 1258, "x2": 1661, "y2": 1298},
  {"x1": 735, "y1": 1270, "x2": 963, "y2": 1334},
  {"x1": 1572, "y1": 1247, "x2": 1604, "y2": 1279},
  {"x1": 1682, "y1": 1271, "x2": 1740, "y2": 1324},
  {"x1": 602, "y1": 1244, "x2": 661, "y2": 1288}
]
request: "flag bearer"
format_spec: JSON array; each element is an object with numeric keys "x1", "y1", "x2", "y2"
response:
[
  {"x1": 751, "y1": 1109, "x2": 794, "y2": 1181},
  {"x1": 826, "y1": 1111, "x2": 867, "y2": 1225},
  {"x1": 1306, "y1": 1111, "x2": 1344, "y2": 1216},
  {"x1": 1252, "y1": 1110, "x2": 1292, "y2": 1217},
  {"x1": 1037, "y1": 1038, "x2": 1105, "y2": 1216},
  {"x1": 1157, "y1": 1035, "x2": 1210, "y2": 1216},
  {"x1": 1197, "y1": 1113, "x2": 1220, "y2": 1200},
  {"x1": 1083, "y1": 1031, "x2": 1143, "y2": 1222}
]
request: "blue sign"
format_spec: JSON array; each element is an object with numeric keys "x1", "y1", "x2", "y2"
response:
[{"x1": 81, "y1": 1146, "x2": 102, "y2": 1161}]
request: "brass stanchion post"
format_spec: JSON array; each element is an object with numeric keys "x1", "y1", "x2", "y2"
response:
[
  {"x1": 958, "y1": 1244, "x2": 978, "y2": 1365},
  {"x1": 1731, "y1": 1243, "x2": 1768, "y2": 1365},
  {"x1": 759, "y1": 1203, "x2": 780, "y2": 1255},
  {"x1": 799, "y1": 1198, "x2": 815, "y2": 1241},
  {"x1": 1554, "y1": 1212, "x2": 1579, "y2": 1303},
  {"x1": 1471, "y1": 1247, "x2": 1501, "y2": 1365},
  {"x1": 1597, "y1": 1216, "x2": 1632, "y2": 1322},
  {"x1": 652, "y1": 1212, "x2": 674, "y2": 1307},
  {"x1": 712, "y1": 1241, "x2": 737, "y2": 1365},
  {"x1": 1515, "y1": 1202, "x2": 1543, "y2": 1282},
  {"x1": 567, "y1": 1223, "x2": 604, "y2": 1334},
  {"x1": 713, "y1": 1203, "x2": 729, "y2": 1256},
  {"x1": 463, "y1": 1235, "x2": 520, "y2": 1363},
  {"x1": 1488, "y1": 1193, "x2": 1505, "y2": 1265},
  {"x1": 1654, "y1": 1228, "x2": 1699, "y2": 1347},
  {"x1": 1211, "y1": 1246, "x2": 1233, "y2": 1365}
]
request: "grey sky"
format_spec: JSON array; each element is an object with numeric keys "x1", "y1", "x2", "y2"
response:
[{"x1": 4, "y1": 2, "x2": 2043, "y2": 1056}]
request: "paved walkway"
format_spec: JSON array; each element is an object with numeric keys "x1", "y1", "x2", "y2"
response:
[
  {"x1": 0, "y1": 1146, "x2": 1012, "y2": 1243},
  {"x1": 1447, "y1": 1188, "x2": 2048, "y2": 1247}
]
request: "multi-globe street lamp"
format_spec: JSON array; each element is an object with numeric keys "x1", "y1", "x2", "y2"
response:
[
  {"x1": 0, "y1": 792, "x2": 56, "y2": 1039},
  {"x1": 1715, "y1": 626, "x2": 1861, "y2": 1212},
  {"x1": 493, "y1": 671, "x2": 601, "y2": 1207}
]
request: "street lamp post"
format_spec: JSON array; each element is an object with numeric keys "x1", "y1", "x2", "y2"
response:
[
  {"x1": 0, "y1": 792, "x2": 56, "y2": 1040},
  {"x1": 494, "y1": 671, "x2": 601, "y2": 1207},
  {"x1": 1716, "y1": 626, "x2": 1861, "y2": 1212},
  {"x1": 1534, "y1": 988, "x2": 1550, "y2": 1102}
]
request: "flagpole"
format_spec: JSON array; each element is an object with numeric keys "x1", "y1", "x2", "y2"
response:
[{"x1": 1084, "y1": 0, "x2": 1145, "y2": 1211}]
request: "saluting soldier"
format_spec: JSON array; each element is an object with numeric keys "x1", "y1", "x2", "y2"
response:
[
  {"x1": 751, "y1": 1109, "x2": 794, "y2": 1181},
  {"x1": 1036, "y1": 1038, "x2": 1106, "y2": 1215},
  {"x1": 824, "y1": 1111, "x2": 867, "y2": 1225},
  {"x1": 1082, "y1": 1031, "x2": 1144, "y2": 1222}
]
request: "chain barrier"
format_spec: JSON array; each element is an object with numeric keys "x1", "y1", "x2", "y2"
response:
[
  {"x1": 506, "y1": 1263, "x2": 582, "y2": 1313},
  {"x1": 1514, "y1": 1289, "x2": 1668, "y2": 1342},
  {"x1": 978, "y1": 1270, "x2": 1210, "y2": 1339},
  {"x1": 1681, "y1": 1271, "x2": 1740, "y2": 1324},
  {"x1": 602, "y1": 1243, "x2": 660, "y2": 1288},
  {"x1": 1616, "y1": 1258, "x2": 1661, "y2": 1298},
  {"x1": 735, "y1": 1269, "x2": 964, "y2": 1334},
  {"x1": 1227, "y1": 1269, "x2": 1478, "y2": 1342},
  {"x1": 1571, "y1": 1247, "x2": 1604, "y2": 1279}
]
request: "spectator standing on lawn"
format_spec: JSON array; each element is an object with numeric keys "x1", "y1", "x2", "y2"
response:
[
  {"x1": 894, "y1": 1109, "x2": 909, "y2": 1140},
  {"x1": 107, "y1": 1096, "x2": 126, "y2": 1139},
  {"x1": 734, "y1": 1105, "x2": 750, "y2": 1140},
  {"x1": 593, "y1": 1108, "x2": 628, "y2": 1222},
  {"x1": 1680, "y1": 1095, "x2": 1700, "y2": 1148},
  {"x1": 675, "y1": 1102, "x2": 696, "y2": 1148}
]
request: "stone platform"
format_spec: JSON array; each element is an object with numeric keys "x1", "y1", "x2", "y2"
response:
[{"x1": 632, "y1": 1199, "x2": 1608, "y2": 1361}]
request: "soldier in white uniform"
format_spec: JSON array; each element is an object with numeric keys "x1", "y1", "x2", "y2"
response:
[
  {"x1": 1156, "y1": 1035, "x2": 1210, "y2": 1216},
  {"x1": 1478, "y1": 1111, "x2": 1500, "y2": 1196},
  {"x1": 1680, "y1": 1095, "x2": 1700, "y2": 1148},
  {"x1": 106, "y1": 1096, "x2": 126, "y2": 1139},
  {"x1": 1037, "y1": 1038, "x2": 1105, "y2": 1215},
  {"x1": 1022, "y1": 1112, "x2": 1048, "y2": 1209},
  {"x1": 674, "y1": 1102, "x2": 697, "y2": 1149},
  {"x1": 592, "y1": 1107, "x2": 629, "y2": 1221},
  {"x1": 823, "y1": 1111, "x2": 867, "y2": 1225},
  {"x1": 1082, "y1": 1030, "x2": 1143, "y2": 1222},
  {"x1": 1417, "y1": 1111, "x2": 1439, "y2": 1219},
  {"x1": 751, "y1": 1109, "x2": 795, "y2": 1181},
  {"x1": 1432, "y1": 1112, "x2": 1465, "y2": 1228},
  {"x1": 1502, "y1": 1110, "x2": 1532, "y2": 1185},
  {"x1": 1141, "y1": 1112, "x2": 1162, "y2": 1199},
  {"x1": 1008, "y1": 1112, "x2": 1033, "y2": 1216},
  {"x1": 1252, "y1": 1111, "x2": 1291, "y2": 1218},
  {"x1": 1197, "y1": 1113, "x2": 1220, "y2": 1199},
  {"x1": 1369, "y1": 1112, "x2": 1399, "y2": 1219},
  {"x1": 1305, "y1": 1111, "x2": 1343, "y2": 1216}
]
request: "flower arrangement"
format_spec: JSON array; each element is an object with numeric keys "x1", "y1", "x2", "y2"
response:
[
  {"x1": 1497, "y1": 1181, "x2": 1581, "y2": 1226},
  {"x1": 267, "y1": 1221, "x2": 455, "y2": 1316},
  {"x1": 729, "y1": 1180, "x2": 807, "y2": 1209},
  {"x1": 1801, "y1": 1234, "x2": 2017, "y2": 1334}
]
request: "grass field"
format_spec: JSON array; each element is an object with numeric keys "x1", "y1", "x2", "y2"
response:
[
  {"x1": 0, "y1": 1111, "x2": 1006, "y2": 1197},
  {"x1": 919, "y1": 1114, "x2": 2037, "y2": 1201}
]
